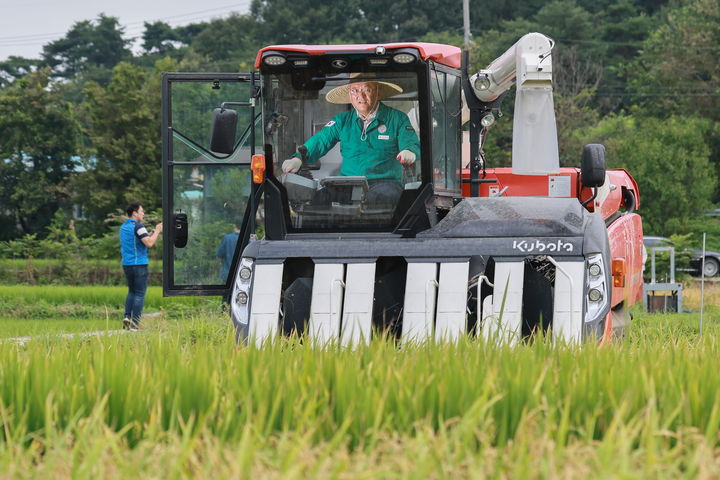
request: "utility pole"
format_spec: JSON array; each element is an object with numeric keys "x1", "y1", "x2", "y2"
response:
[{"x1": 463, "y1": 0, "x2": 471, "y2": 49}]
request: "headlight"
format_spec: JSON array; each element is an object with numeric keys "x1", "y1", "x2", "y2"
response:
[
  {"x1": 473, "y1": 72, "x2": 491, "y2": 91},
  {"x1": 231, "y1": 257, "x2": 255, "y2": 329},
  {"x1": 585, "y1": 253, "x2": 609, "y2": 324},
  {"x1": 480, "y1": 112, "x2": 495, "y2": 127},
  {"x1": 393, "y1": 53, "x2": 416, "y2": 64},
  {"x1": 236, "y1": 291, "x2": 249, "y2": 305},
  {"x1": 239, "y1": 266, "x2": 252, "y2": 281},
  {"x1": 263, "y1": 54, "x2": 286, "y2": 66}
]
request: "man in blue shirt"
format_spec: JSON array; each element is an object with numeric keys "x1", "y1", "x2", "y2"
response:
[{"x1": 119, "y1": 201, "x2": 163, "y2": 330}]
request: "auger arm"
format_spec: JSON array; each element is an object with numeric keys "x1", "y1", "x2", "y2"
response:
[{"x1": 466, "y1": 32, "x2": 559, "y2": 177}]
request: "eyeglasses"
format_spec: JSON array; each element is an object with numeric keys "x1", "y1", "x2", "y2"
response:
[{"x1": 349, "y1": 87, "x2": 374, "y2": 96}]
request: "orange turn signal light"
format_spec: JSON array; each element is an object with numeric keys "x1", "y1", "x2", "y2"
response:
[
  {"x1": 612, "y1": 258, "x2": 625, "y2": 287},
  {"x1": 251, "y1": 154, "x2": 266, "y2": 184}
]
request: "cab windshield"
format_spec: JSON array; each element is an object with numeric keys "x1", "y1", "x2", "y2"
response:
[{"x1": 262, "y1": 71, "x2": 423, "y2": 232}]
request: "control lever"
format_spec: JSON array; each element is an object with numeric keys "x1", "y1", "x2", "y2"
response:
[
  {"x1": 295, "y1": 145, "x2": 317, "y2": 179},
  {"x1": 298, "y1": 145, "x2": 308, "y2": 164}
]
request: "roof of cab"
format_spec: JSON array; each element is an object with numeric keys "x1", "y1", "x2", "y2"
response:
[{"x1": 255, "y1": 43, "x2": 462, "y2": 69}]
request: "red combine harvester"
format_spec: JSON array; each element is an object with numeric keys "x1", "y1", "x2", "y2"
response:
[{"x1": 161, "y1": 33, "x2": 644, "y2": 345}]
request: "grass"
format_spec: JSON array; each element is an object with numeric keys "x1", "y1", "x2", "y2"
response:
[
  {"x1": 0, "y1": 285, "x2": 198, "y2": 309},
  {"x1": 0, "y1": 286, "x2": 221, "y2": 337},
  {"x1": 0, "y1": 284, "x2": 719, "y2": 478}
]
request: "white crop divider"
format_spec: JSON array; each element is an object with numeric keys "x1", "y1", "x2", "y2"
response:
[
  {"x1": 548, "y1": 257, "x2": 583, "y2": 343},
  {"x1": 401, "y1": 263, "x2": 438, "y2": 344},
  {"x1": 434, "y1": 262, "x2": 470, "y2": 342},
  {"x1": 308, "y1": 263, "x2": 345, "y2": 345},
  {"x1": 340, "y1": 263, "x2": 376, "y2": 347},
  {"x1": 248, "y1": 263, "x2": 284, "y2": 347}
]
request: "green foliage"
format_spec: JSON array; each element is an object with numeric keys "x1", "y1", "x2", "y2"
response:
[
  {"x1": 643, "y1": 233, "x2": 694, "y2": 282},
  {"x1": 0, "y1": 258, "x2": 133, "y2": 286},
  {"x1": 4, "y1": 0, "x2": 720, "y2": 249},
  {"x1": 188, "y1": 14, "x2": 260, "y2": 71},
  {"x1": 626, "y1": 0, "x2": 720, "y2": 202},
  {"x1": 41, "y1": 14, "x2": 131, "y2": 82},
  {"x1": 73, "y1": 62, "x2": 161, "y2": 234},
  {"x1": 577, "y1": 114, "x2": 717, "y2": 235},
  {"x1": 628, "y1": 0, "x2": 720, "y2": 121},
  {"x1": 0, "y1": 56, "x2": 40, "y2": 87},
  {"x1": 0, "y1": 208, "x2": 163, "y2": 286},
  {"x1": 0, "y1": 68, "x2": 80, "y2": 237},
  {"x1": 682, "y1": 216, "x2": 720, "y2": 252}
]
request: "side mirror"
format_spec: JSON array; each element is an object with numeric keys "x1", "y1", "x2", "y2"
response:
[
  {"x1": 210, "y1": 108, "x2": 238, "y2": 154},
  {"x1": 173, "y1": 210, "x2": 188, "y2": 248},
  {"x1": 581, "y1": 144, "x2": 606, "y2": 188}
]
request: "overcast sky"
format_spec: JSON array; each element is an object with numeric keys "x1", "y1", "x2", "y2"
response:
[{"x1": 0, "y1": 0, "x2": 251, "y2": 61}]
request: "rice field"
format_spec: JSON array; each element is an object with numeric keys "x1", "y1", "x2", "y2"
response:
[
  {"x1": 0, "y1": 286, "x2": 213, "y2": 337},
  {"x1": 1, "y1": 284, "x2": 719, "y2": 478}
]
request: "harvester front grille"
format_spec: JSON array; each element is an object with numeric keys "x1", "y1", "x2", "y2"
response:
[{"x1": 235, "y1": 255, "x2": 587, "y2": 346}]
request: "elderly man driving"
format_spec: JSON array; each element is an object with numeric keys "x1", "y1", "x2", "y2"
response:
[{"x1": 282, "y1": 75, "x2": 420, "y2": 206}]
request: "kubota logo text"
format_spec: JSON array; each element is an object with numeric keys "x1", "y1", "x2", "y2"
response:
[{"x1": 513, "y1": 239, "x2": 574, "y2": 253}]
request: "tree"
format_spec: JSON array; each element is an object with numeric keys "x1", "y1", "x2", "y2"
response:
[
  {"x1": 189, "y1": 14, "x2": 261, "y2": 71},
  {"x1": 0, "y1": 69, "x2": 80, "y2": 238},
  {"x1": 627, "y1": 0, "x2": 719, "y2": 120},
  {"x1": 41, "y1": 14, "x2": 131, "y2": 83},
  {"x1": 576, "y1": 114, "x2": 717, "y2": 235},
  {"x1": 142, "y1": 21, "x2": 182, "y2": 55},
  {"x1": 0, "y1": 56, "x2": 40, "y2": 88},
  {"x1": 626, "y1": 0, "x2": 720, "y2": 202},
  {"x1": 74, "y1": 62, "x2": 162, "y2": 234}
]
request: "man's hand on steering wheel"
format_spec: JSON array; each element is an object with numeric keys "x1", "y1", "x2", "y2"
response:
[
  {"x1": 282, "y1": 157, "x2": 303, "y2": 173},
  {"x1": 396, "y1": 150, "x2": 416, "y2": 165}
]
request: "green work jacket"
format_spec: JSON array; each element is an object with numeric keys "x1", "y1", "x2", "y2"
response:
[{"x1": 297, "y1": 102, "x2": 421, "y2": 183}]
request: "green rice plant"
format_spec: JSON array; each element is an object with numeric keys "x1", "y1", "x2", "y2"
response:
[
  {"x1": 0, "y1": 286, "x2": 219, "y2": 320},
  {"x1": 0, "y1": 286, "x2": 227, "y2": 337},
  {"x1": 0, "y1": 317, "x2": 115, "y2": 337},
  {"x1": 0, "y1": 286, "x2": 719, "y2": 477},
  {"x1": 1, "y1": 327, "x2": 720, "y2": 478},
  {"x1": 0, "y1": 286, "x2": 190, "y2": 308},
  {"x1": 0, "y1": 258, "x2": 150, "y2": 286},
  {"x1": 1, "y1": 322, "x2": 719, "y2": 446}
]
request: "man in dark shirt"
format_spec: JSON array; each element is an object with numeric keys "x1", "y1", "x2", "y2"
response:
[{"x1": 217, "y1": 223, "x2": 240, "y2": 284}]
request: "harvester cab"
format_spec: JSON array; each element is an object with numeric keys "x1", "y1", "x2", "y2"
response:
[{"x1": 161, "y1": 33, "x2": 644, "y2": 345}]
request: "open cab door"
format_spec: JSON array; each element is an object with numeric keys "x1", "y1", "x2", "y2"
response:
[{"x1": 162, "y1": 73, "x2": 261, "y2": 296}]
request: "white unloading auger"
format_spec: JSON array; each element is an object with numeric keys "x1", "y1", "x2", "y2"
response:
[{"x1": 469, "y1": 32, "x2": 559, "y2": 176}]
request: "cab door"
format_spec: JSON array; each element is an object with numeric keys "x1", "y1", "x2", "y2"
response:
[{"x1": 162, "y1": 73, "x2": 261, "y2": 296}]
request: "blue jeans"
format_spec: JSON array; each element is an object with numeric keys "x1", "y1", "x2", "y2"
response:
[{"x1": 123, "y1": 264, "x2": 148, "y2": 323}]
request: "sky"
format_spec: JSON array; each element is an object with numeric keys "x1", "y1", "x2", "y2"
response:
[{"x1": 0, "y1": 0, "x2": 251, "y2": 61}]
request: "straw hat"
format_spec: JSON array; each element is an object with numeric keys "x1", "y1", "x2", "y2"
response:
[{"x1": 325, "y1": 73, "x2": 403, "y2": 104}]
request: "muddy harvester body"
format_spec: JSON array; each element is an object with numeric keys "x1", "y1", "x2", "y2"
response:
[{"x1": 161, "y1": 33, "x2": 644, "y2": 345}]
